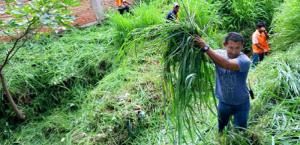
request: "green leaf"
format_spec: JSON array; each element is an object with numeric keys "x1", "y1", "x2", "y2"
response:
[{"x1": 62, "y1": 0, "x2": 80, "y2": 7}]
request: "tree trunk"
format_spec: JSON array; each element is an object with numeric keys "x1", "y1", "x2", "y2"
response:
[
  {"x1": 90, "y1": 0, "x2": 105, "y2": 23},
  {"x1": 0, "y1": 72, "x2": 25, "y2": 120}
]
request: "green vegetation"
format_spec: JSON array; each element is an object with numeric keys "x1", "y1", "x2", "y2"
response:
[
  {"x1": 0, "y1": 24, "x2": 165, "y2": 144},
  {"x1": 217, "y1": 0, "x2": 282, "y2": 51},
  {"x1": 0, "y1": 0, "x2": 78, "y2": 119},
  {"x1": 248, "y1": 44, "x2": 300, "y2": 144},
  {"x1": 0, "y1": 26, "x2": 113, "y2": 143},
  {"x1": 115, "y1": 1, "x2": 222, "y2": 143},
  {"x1": 1, "y1": 0, "x2": 300, "y2": 144},
  {"x1": 109, "y1": 1, "x2": 163, "y2": 47},
  {"x1": 271, "y1": 0, "x2": 300, "y2": 50},
  {"x1": 161, "y1": 21, "x2": 216, "y2": 144},
  {"x1": 217, "y1": 0, "x2": 281, "y2": 31},
  {"x1": 0, "y1": 27, "x2": 111, "y2": 118}
]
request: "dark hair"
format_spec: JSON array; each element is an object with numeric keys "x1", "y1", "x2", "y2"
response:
[
  {"x1": 224, "y1": 32, "x2": 244, "y2": 44},
  {"x1": 256, "y1": 22, "x2": 266, "y2": 29}
]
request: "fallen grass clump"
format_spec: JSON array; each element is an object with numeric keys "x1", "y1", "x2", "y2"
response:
[
  {"x1": 63, "y1": 41, "x2": 164, "y2": 145},
  {"x1": 248, "y1": 44, "x2": 300, "y2": 144},
  {"x1": 271, "y1": 0, "x2": 300, "y2": 50},
  {"x1": 0, "y1": 26, "x2": 112, "y2": 122},
  {"x1": 250, "y1": 44, "x2": 300, "y2": 101},
  {"x1": 1, "y1": 30, "x2": 166, "y2": 144}
]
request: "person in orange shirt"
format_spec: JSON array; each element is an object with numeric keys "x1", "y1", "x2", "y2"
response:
[
  {"x1": 115, "y1": 0, "x2": 122, "y2": 7},
  {"x1": 116, "y1": 0, "x2": 131, "y2": 15},
  {"x1": 252, "y1": 22, "x2": 270, "y2": 65}
]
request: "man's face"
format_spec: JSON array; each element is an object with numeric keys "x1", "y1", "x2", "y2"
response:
[
  {"x1": 258, "y1": 26, "x2": 266, "y2": 33},
  {"x1": 224, "y1": 40, "x2": 243, "y2": 59}
]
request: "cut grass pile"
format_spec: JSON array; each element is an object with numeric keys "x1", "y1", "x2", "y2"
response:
[
  {"x1": 271, "y1": 0, "x2": 300, "y2": 50},
  {"x1": 0, "y1": 26, "x2": 112, "y2": 118},
  {"x1": 248, "y1": 44, "x2": 300, "y2": 144}
]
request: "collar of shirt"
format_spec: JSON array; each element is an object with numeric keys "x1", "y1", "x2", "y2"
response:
[{"x1": 255, "y1": 30, "x2": 261, "y2": 36}]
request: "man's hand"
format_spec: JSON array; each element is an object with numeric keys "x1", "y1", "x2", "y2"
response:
[
  {"x1": 194, "y1": 35, "x2": 206, "y2": 49},
  {"x1": 264, "y1": 30, "x2": 269, "y2": 40}
]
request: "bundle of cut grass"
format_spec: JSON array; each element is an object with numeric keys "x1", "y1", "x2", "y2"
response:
[{"x1": 162, "y1": 20, "x2": 216, "y2": 144}]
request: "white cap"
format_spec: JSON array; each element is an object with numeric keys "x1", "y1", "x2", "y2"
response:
[{"x1": 174, "y1": 2, "x2": 179, "y2": 7}]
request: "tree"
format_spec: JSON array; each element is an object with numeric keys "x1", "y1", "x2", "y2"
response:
[{"x1": 0, "y1": 0, "x2": 79, "y2": 120}]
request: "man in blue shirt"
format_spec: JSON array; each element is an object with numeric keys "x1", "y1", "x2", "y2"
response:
[
  {"x1": 166, "y1": 3, "x2": 180, "y2": 21},
  {"x1": 194, "y1": 32, "x2": 251, "y2": 132}
]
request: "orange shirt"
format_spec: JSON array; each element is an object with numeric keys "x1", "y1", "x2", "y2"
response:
[
  {"x1": 115, "y1": 0, "x2": 122, "y2": 7},
  {"x1": 252, "y1": 30, "x2": 270, "y2": 54}
]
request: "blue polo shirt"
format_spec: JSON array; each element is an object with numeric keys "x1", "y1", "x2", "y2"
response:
[{"x1": 215, "y1": 49, "x2": 251, "y2": 105}]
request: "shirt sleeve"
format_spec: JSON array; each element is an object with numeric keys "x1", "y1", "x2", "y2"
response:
[
  {"x1": 252, "y1": 33, "x2": 258, "y2": 44},
  {"x1": 237, "y1": 55, "x2": 251, "y2": 72}
]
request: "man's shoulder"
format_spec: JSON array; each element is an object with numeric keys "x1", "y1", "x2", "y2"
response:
[
  {"x1": 239, "y1": 53, "x2": 251, "y2": 61},
  {"x1": 237, "y1": 53, "x2": 251, "y2": 72},
  {"x1": 253, "y1": 30, "x2": 260, "y2": 37}
]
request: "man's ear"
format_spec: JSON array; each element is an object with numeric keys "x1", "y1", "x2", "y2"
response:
[{"x1": 223, "y1": 42, "x2": 227, "y2": 47}]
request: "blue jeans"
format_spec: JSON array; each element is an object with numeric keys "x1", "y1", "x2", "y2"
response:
[
  {"x1": 218, "y1": 100, "x2": 250, "y2": 132},
  {"x1": 252, "y1": 53, "x2": 264, "y2": 65}
]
